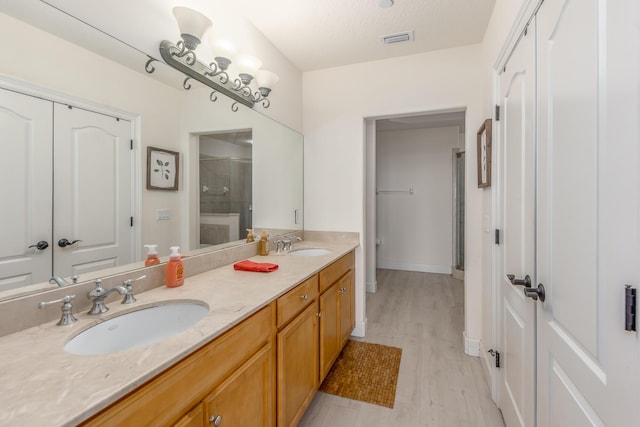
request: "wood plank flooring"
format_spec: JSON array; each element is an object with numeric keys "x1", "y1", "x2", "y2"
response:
[{"x1": 299, "y1": 269, "x2": 505, "y2": 427}]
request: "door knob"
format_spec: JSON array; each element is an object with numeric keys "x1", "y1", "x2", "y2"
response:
[
  {"x1": 58, "y1": 238, "x2": 81, "y2": 248},
  {"x1": 524, "y1": 283, "x2": 546, "y2": 302},
  {"x1": 506, "y1": 274, "x2": 531, "y2": 287},
  {"x1": 28, "y1": 241, "x2": 49, "y2": 251}
]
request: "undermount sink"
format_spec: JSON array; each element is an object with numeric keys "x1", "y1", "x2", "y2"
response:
[
  {"x1": 290, "y1": 248, "x2": 333, "y2": 257},
  {"x1": 65, "y1": 300, "x2": 209, "y2": 355}
]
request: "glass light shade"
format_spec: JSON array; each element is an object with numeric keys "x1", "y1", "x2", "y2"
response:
[
  {"x1": 255, "y1": 70, "x2": 279, "y2": 90},
  {"x1": 172, "y1": 7, "x2": 212, "y2": 50},
  {"x1": 234, "y1": 54, "x2": 263, "y2": 77},
  {"x1": 210, "y1": 37, "x2": 237, "y2": 59}
]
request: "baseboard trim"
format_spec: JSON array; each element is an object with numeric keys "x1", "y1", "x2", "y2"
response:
[
  {"x1": 377, "y1": 262, "x2": 451, "y2": 274},
  {"x1": 351, "y1": 319, "x2": 366, "y2": 337},
  {"x1": 366, "y1": 280, "x2": 377, "y2": 293},
  {"x1": 452, "y1": 268, "x2": 464, "y2": 280},
  {"x1": 463, "y1": 332, "x2": 480, "y2": 357}
]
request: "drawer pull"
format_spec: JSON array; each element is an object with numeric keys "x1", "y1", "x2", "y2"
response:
[
  {"x1": 209, "y1": 415, "x2": 222, "y2": 426},
  {"x1": 316, "y1": 312, "x2": 322, "y2": 318},
  {"x1": 300, "y1": 294, "x2": 309, "y2": 301}
]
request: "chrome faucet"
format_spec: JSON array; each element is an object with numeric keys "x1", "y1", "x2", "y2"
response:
[
  {"x1": 49, "y1": 275, "x2": 79, "y2": 287},
  {"x1": 87, "y1": 275, "x2": 145, "y2": 315},
  {"x1": 283, "y1": 236, "x2": 302, "y2": 252},
  {"x1": 38, "y1": 294, "x2": 77, "y2": 326}
]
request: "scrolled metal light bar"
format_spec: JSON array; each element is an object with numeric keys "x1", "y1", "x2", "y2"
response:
[{"x1": 158, "y1": 40, "x2": 255, "y2": 109}]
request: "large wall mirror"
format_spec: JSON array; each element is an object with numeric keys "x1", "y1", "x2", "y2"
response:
[{"x1": 0, "y1": 4, "x2": 303, "y2": 301}]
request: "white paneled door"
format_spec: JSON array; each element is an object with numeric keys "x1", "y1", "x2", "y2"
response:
[
  {"x1": 497, "y1": 0, "x2": 640, "y2": 425},
  {"x1": 0, "y1": 88, "x2": 134, "y2": 290},
  {"x1": 497, "y1": 22, "x2": 536, "y2": 427},
  {"x1": 53, "y1": 104, "x2": 133, "y2": 277},
  {"x1": 535, "y1": 0, "x2": 639, "y2": 425},
  {"x1": 0, "y1": 89, "x2": 53, "y2": 291}
]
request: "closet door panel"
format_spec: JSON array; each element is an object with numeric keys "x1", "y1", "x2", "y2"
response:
[
  {"x1": 53, "y1": 104, "x2": 133, "y2": 277},
  {"x1": 0, "y1": 88, "x2": 52, "y2": 290}
]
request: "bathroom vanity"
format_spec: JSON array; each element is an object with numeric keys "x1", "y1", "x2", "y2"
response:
[{"x1": 0, "y1": 237, "x2": 357, "y2": 426}]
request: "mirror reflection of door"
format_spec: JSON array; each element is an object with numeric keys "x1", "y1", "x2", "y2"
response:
[
  {"x1": 0, "y1": 87, "x2": 134, "y2": 292},
  {"x1": 198, "y1": 130, "x2": 253, "y2": 248}
]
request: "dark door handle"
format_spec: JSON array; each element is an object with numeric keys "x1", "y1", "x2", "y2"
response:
[
  {"x1": 58, "y1": 239, "x2": 81, "y2": 248},
  {"x1": 524, "y1": 283, "x2": 546, "y2": 302},
  {"x1": 506, "y1": 274, "x2": 531, "y2": 287},
  {"x1": 28, "y1": 241, "x2": 49, "y2": 251}
]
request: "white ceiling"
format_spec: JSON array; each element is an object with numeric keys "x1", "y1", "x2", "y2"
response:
[
  {"x1": 237, "y1": 0, "x2": 496, "y2": 71},
  {"x1": 3, "y1": 0, "x2": 496, "y2": 73}
]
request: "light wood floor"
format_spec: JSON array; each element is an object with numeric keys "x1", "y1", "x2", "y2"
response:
[{"x1": 299, "y1": 269, "x2": 505, "y2": 427}]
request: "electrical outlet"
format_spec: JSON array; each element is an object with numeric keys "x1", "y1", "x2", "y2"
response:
[{"x1": 156, "y1": 209, "x2": 170, "y2": 220}]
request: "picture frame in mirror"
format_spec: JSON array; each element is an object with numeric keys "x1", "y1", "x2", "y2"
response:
[{"x1": 147, "y1": 146, "x2": 180, "y2": 191}]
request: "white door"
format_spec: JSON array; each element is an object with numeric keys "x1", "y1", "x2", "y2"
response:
[
  {"x1": 535, "y1": 0, "x2": 640, "y2": 425},
  {"x1": 53, "y1": 104, "x2": 133, "y2": 277},
  {"x1": 0, "y1": 88, "x2": 53, "y2": 290},
  {"x1": 497, "y1": 23, "x2": 537, "y2": 427}
]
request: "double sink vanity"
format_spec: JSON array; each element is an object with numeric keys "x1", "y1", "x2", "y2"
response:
[{"x1": 0, "y1": 233, "x2": 358, "y2": 426}]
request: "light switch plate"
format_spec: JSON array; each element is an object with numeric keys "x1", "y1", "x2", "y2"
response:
[{"x1": 156, "y1": 209, "x2": 170, "y2": 220}]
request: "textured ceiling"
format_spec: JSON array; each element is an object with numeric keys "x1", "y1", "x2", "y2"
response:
[{"x1": 237, "y1": 0, "x2": 496, "y2": 71}]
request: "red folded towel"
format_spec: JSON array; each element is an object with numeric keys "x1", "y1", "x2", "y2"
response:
[{"x1": 233, "y1": 260, "x2": 279, "y2": 272}]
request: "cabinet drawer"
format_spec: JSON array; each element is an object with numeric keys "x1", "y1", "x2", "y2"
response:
[
  {"x1": 319, "y1": 251, "x2": 354, "y2": 293},
  {"x1": 82, "y1": 303, "x2": 275, "y2": 427},
  {"x1": 277, "y1": 275, "x2": 318, "y2": 329}
]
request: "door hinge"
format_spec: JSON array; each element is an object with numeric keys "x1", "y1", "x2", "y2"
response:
[
  {"x1": 130, "y1": 216, "x2": 134, "y2": 227},
  {"x1": 495, "y1": 105, "x2": 501, "y2": 121},
  {"x1": 625, "y1": 285, "x2": 636, "y2": 332},
  {"x1": 495, "y1": 229, "x2": 500, "y2": 245},
  {"x1": 488, "y1": 349, "x2": 500, "y2": 368},
  {"x1": 130, "y1": 139, "x2": 133, "y2": 150}
]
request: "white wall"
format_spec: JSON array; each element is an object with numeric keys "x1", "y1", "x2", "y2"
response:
[
  {"x1": 303, "y1": 44, "x2": 486, "y2": 342},
  {"x1": 376, "y1": 126, "x2": 461, "y2": 274}
]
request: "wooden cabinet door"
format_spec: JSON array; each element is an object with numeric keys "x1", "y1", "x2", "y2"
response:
[
  {"x1": 173, "y1": 404, "x2": 204, "y2": 427},
  {"x1": 204, "y1": 344, "x2": 274, "y2": 427},
  {"x1": 319, "y1": 282, "x2": 339, "y2": 381},
  {"x1": 338, "y1": 270, "x2": 354, "y2": 348},
  {"x1": 277, "y1": 302, "x2": 319, "y2": 427}
]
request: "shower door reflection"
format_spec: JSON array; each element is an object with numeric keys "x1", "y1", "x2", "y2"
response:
[{"x1": 199, "y1": 130, "x2": 252, "y2": 247}]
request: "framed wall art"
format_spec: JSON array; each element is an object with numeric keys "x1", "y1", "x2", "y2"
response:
[
  {"x1": 147, "y1": 146, "x2": 179, "y2": 191},
  {"x1": 477, "y1": 119, "x2": 492, "y2": 188}
]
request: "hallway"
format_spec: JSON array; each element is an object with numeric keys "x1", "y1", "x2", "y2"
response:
[{"x1": 299, "y1": 269, "x2": 504, "y2": 426}]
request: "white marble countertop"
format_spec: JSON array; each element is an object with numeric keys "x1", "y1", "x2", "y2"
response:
[{"x1": 0, "y1": 240, "x2": 357, "y2": 426}]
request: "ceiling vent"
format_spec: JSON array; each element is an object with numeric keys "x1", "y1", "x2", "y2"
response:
[{"x1": 380, "y1": 31, "x2": 414, "y2": 45}]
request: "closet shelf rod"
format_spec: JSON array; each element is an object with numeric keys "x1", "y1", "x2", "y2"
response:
[{"x1": 376, "y1": 187, "x2": 414, "y2": 195}]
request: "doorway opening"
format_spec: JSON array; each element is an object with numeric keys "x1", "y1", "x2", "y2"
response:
[{"x1": 364, "y1": 109, "x2": 466, "y2": 292}]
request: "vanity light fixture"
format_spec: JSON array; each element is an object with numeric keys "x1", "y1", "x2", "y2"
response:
[{"x1": 146, "y1": 6, "x2": 278, "y2": 111}]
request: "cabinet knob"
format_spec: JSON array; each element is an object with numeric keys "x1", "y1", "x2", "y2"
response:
[
  {"x1": 316, "y1": 312, "x2": 322, "y2": 318},
  {"x1": 300, "y1": 294, "x2": 309, "y2": 301},
  {"x1": 209, "y1": 415, "x2": 222, "y2": 426},
  {"x1": 339, "y1": 287, "x2": 347, "y2": 294}
]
